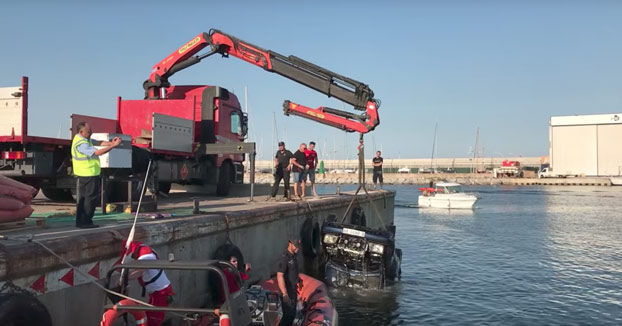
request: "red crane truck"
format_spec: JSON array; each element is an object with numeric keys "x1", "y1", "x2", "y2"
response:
[{"x1": 0, "y1": 29, "x2": 380, "y2": 201}]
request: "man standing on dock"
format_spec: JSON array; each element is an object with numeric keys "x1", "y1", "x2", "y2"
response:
[
  {"x1": 276, "y1": 238, "x2": 300, "y2": 326},
  {"x1": 291, "y1": 143, "x2": 308, "y2": 199},
  {"x1": 71, "y1": 122, "x2": 121, "y2": 228},
  {"x1": 372, "y1": 151, "x2": 384, "y2": 190},
  {"x1": 305, "y1": 141, "x2": 319, "y2": 198},
  {"x1": 269, "y1": 141, "x2": 294, "y2": 200}
]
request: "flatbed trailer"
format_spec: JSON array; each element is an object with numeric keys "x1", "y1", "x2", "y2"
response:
[{"x1": 0, "y1": 77, "x2": 74, "y2": 200}]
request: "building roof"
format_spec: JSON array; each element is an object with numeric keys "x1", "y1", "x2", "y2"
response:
[{"x1": 550, "y1": 113, "x2": 622, "y2": 127}]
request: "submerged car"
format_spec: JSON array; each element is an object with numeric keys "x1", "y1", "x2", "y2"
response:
[{"x1": 321, "y1": 219, "x2": 402, "y2": 289}]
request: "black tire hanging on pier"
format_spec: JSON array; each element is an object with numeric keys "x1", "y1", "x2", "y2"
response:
[
  {"x1": 210, "y1": 243, "x2": 246, "y2": 305},
  {"x1": 301, "y1": 217, "x2": 321, "y2": 258},
  {"x1": 213, "y1": 243, "x2": 246, "y2": 269},
  {"x1": 0, "y1": 293, "x2": 53, "y2": 326}
]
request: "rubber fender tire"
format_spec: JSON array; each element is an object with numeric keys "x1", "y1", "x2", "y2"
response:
[
  {"x1": 213, "y1": 243, "x2": 245, "y2": 270},
  {"x1": 387, "y1": 248, "x2": 402, "y2": 280},
  {"x1": 216, "y1": 163, "x2": 232, "y2": 196},
  {"x1": 300, "y1": 218, "x2": 321, "y2": 258},
  {"x1": 388, "y1": 225, "x2": 397, "y2": 238},
  {"x1": 396, "y1": 248, "x2": 402, "y2": 279},
  {"x1": 0, "y1": 293, "x2": 53, "y2": 326},
  {"x1": 210, "y1": 243, "x2": 245, "y2": 305}
]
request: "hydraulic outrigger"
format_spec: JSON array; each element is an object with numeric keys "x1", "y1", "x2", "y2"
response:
[{"x1": 143, "y1": 29, "x2": 380, "y2": 134}]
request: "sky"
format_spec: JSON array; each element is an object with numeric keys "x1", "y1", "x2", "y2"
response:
[{"x1": 1, "y1": 1, "x2": 621, "y2": 160}]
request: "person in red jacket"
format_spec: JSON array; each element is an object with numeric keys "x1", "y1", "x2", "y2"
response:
[
  {"x1": 222, "y1": 254, "x2": 252, "y2": 295},
  {"x1": 121, "y1": 241, "x2": 175, "y2": 326}
]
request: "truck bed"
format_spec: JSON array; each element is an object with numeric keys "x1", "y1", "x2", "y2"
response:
[{"x1": 0, "y1": 135, "x2": 70, "y2": 146}]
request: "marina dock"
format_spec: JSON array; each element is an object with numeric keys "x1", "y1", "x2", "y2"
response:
[{"x1": 0, "y1": 187, "x2": 395, "y2": 325}]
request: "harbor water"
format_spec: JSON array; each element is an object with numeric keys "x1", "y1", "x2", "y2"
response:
[{"x1": 318, "y1": 185, "x2": 622, "y2": 325}]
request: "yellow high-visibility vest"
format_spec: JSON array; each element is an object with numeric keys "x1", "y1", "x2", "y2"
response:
[{"x1": 71, "y1": 134, "x2": 101, "y2": 177}]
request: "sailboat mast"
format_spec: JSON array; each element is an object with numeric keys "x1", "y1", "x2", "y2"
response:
[
  {"x1": 430, "y1": 122, "x2": 438, "y2": 169},
  {"x1": 271, "y1": 112, "x2": 276, "y2": 174},
  {"x1": 473, "y1": 127, "x2": 480, "y2": 173}
]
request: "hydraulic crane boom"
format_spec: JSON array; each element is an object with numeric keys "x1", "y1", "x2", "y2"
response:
[{"x1": 143, "y1": 29, "x2": 380, "y2": 133}]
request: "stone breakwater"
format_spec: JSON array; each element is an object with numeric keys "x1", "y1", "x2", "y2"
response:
[{"x1": 250, "y1": 173, "x2": 615, "y2": 186}]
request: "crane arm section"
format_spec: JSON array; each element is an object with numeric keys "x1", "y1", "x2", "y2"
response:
[{"x1": 143, "y1": 29, "x2": 380, "y2": 133}]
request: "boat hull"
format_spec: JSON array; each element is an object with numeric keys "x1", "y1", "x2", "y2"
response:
[
  {"x1": 610, "y1": 177, "x2": 622, "y2": 186},
  {"x1": 418, "y1": 194, "x2": 478, "y2": 209}
]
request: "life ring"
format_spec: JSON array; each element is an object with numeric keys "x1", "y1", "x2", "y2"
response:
[
  {"x1": 219, "y1": 313, "x2": 231, "y2": 326},
  {"x1": 100, "y1": 299, "x2": 147, "y2": 326},
  {"x1": 0, "y1": 293, "x2": 52, "y2": 326},
  {"x1": 300, "y1": 217, "x2": 321, "y2": 258}
]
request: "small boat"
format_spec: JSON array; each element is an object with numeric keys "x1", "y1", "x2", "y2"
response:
[
  {"x1": 418, "y1": 181, "x2": 478, "y2": 209},
  {"x1": 102, "y1": 259, "x2": 336, "y2": 326}
]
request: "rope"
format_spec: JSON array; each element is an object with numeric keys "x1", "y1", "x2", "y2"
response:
[
  {"x1": 0, "y1": 234, "x2": 193, "y2": 321},
  {"x1": 223, "y1": 213, "x2": 232, "y2": 244},
  {"x1": 338, "y1": 134, "x2": 387, "y2": 231}
]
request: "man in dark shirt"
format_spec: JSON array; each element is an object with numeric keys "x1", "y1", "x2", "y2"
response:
[
  {"x1": 276, "y1": 239, "x2": 300, "y2": 326},
  {"x1": 291, "y1": 143, "x2": 307, "y2": 199},
  {"x1": 269, "y1": 141, "x2": 294, "y2": 200},
  {"x1": 372, "y1": 151, "x2": 384, "y2": 190}
]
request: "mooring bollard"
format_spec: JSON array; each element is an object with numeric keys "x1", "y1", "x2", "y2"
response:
[{"x1": 193, "y1": 199, "x2": 200, "y2": 214}]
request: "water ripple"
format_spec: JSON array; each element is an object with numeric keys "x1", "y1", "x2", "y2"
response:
[{"x1": 322, "y1": 185, "x2": 622, "y2": 325}]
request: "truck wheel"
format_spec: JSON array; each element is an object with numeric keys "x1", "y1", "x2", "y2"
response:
[
  {"x1": 158, "y1": 182, "x2": 171, "y2": 195},
  {"x1": 216, "y1": 163, "x2": 232, "y2": 196},
  {"x1": 41, "y1": 187, "x2": 74, "y2": 202}
]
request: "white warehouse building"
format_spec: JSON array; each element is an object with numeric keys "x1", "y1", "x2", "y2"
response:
[{"x1": 550, "y1": 113, "x2": 622, "y2": 176}]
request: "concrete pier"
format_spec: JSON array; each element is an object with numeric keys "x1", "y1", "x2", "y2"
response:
[
  {"x1": 248, "y1": 173, "x2": 616, "y2": 187},
  {"x1": 0, "y1": 190, "x2": 394, "y2": 325}
]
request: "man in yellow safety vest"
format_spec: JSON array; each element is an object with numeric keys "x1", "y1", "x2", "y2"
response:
[{"x1": 72, "y1": 122, "x2": 121, "y2": 228}]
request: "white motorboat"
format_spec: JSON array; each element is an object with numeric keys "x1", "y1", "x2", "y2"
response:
[{"x1": 418, "y1": 182, "x2": 478, "y2": 209}]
